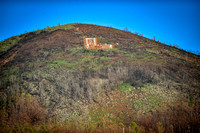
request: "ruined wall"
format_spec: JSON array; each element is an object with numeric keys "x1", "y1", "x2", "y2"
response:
[{"x1": 84, "y1": 38, "x2": 114, "y2": 49}]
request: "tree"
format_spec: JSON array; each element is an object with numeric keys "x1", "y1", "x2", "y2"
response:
[{"x1": 124, "y1": 27, "x2": 129, "y2": 32}]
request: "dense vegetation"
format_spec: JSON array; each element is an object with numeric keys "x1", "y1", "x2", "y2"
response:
[
  {"x1": 0, "y1": 89, "x2": 199, "y2": 133},
  {"x1": 0, "y1": 23, "x2": 200, "y2": 132}
]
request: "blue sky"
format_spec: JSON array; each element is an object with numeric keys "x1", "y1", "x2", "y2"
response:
[{"x1": 1, "y1": 0, "x2": 200, "y2": 52}]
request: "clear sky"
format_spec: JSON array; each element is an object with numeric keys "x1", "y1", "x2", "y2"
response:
[{"x1": 1, "y1": 0, "x2": 200, "y2": 52}]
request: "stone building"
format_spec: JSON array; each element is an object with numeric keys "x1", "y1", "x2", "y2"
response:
[{"x1": 84, "y1": 38, "x2": 114, "y2": 49}]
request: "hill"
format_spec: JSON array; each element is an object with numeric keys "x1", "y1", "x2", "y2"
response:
[{"x1": 0, "y1": 23, "x2": 200, "y2": 132}]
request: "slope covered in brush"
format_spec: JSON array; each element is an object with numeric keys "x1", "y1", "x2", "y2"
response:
[{"x1": 0, "y1": 23, "x2": 200, "y2": 122}]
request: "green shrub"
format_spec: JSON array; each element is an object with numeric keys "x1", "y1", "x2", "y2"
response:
[
  {"x1": 25, "y1": 125, "x2": 38, "y2": 133},
  {"x1": 130, "y1": 122, "x2": 140, "y2": 133},
  {"x1": 188, "y1": 93, "x2": 194, "y2": 107},
  {"x1": 157, "y1": 122, "x2": 165, "y2": 133},
  {"x1": 117, "y1": 83, "x2": 133, "y2": 94},
  {"x1": 0, "y1": 100, "x2": 6, "y2": 109},
  {"x1": 0, "y1": 36, "x2": 22, "y2": 53},
  {"x1": 40, "y1": 125, "x2": 49, "y2": 133}
]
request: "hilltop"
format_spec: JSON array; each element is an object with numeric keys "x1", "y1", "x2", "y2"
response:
[{"x1": 0, "y1": 23, "x2": 200, "y2": 132}]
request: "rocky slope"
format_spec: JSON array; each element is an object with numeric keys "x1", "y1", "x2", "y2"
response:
[{"x1": 0, "y1": 23, "x2": 200, "y2": 121}]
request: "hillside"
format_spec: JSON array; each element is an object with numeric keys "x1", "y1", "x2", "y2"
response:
[{"x1": 0, "y1": 23, "x2": 200, "y2": 132}]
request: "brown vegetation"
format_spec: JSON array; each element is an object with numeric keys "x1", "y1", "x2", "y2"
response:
[
  {"x1": 0, "y1": 90, "x2": 199, "y2": 132},
  {"x1": 0, "y1": 93, "x2": 47, "y2": 132},
  {"x1": 88, "y1": 90, "x2": 200, "y2": 133},
  {"x1": 136, "y1": 103, "x2": 200, "y2": 133}
]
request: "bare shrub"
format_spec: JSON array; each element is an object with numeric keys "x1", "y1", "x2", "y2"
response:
[
  {"x1": 136, "y1": 103, "x2": 200, "y2": 133},
  {"x1": 4, "y1": 93, "x2": 47, "y2": 126},
  {"x1": 9, "y1": 93, "x2": 47, "y2": 125},
  {"x1": 124, "y1": 27, "x2": 129, "y2": 32}
]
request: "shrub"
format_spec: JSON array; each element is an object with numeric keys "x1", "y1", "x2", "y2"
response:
[
  {"x1": 124, "y1": 27, "x2": 129, "y2": 32},
  {"x1": 0, "y1": 92, "x2": 47, "y2": 128},
  {"x1": 130, "y1": 122, "x2": 140, "y2": 133},
  {"x1": 135, "y1": 103, "x2": 200, "y2": 133},
  {"x1": 8, "y1": 93, "x2": 47, "y2": 125}
]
